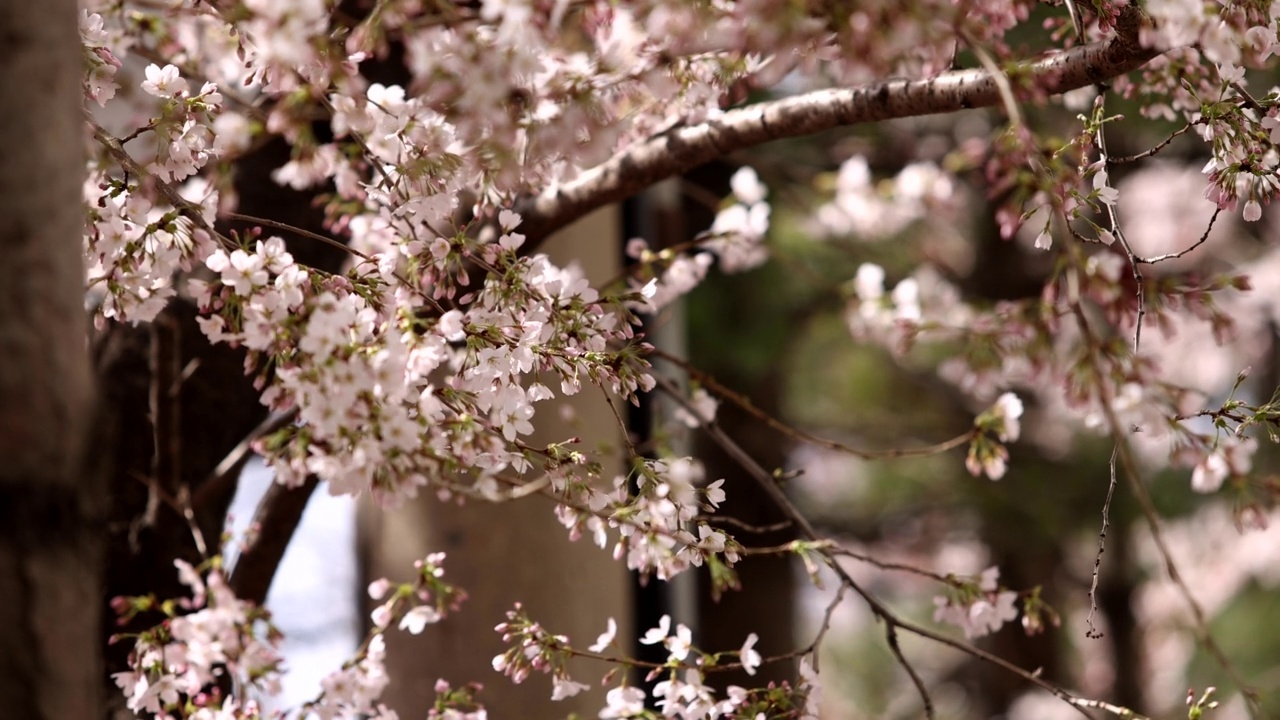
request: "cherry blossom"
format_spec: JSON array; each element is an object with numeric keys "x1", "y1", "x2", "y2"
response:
[
  {"x1": 739, "y1": 633, "x2": 762, "y2": 676},
  {"x1": 932, "y1": 566, "x2": 1021, "y2": 639},
  {"x1": 76, "y1": 0, "x2": 1280, "y2": 717}
]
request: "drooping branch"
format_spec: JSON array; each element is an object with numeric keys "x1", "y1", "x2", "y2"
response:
[
  {"x1": 517, "y1": 5, "x2": 1156, "y2": 245},
  {"x1": 652, "y1": 376, "x2": 1098, "y2": 719}
]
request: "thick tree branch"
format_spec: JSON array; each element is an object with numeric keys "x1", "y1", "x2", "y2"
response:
[
  {"x1": 229, "y1": 475, "x2": 319, "y2": 605},
  {"x1": 518, "y1": 5, "x2": 1156, "y2": 245}
]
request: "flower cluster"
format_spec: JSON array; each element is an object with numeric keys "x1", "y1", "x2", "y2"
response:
[
  {"x1": 83, "y1": 57, "x2": 226, "y2": 323},
  {"x1": 494, "y1": 607, "x2": 816, "y2": 718},
  {"x1": 706, "y1": 167, "x2": 772, "y2": 273},
  {"x1": 813, "y1": 156, "x2": 958, "y2": 242},
  {"x1": 186, "y1": 211, "x2": 656, "y2": 511},
  {"x1": 932, "y1": 567, "x2": 1020, "y2": 639},
  {"x1": 76, "y1": 0, "x2": 1280, "y2": 716},
  {"x1": 111, "y1": 553, "x2": 462, "y2": 720},
  {"x1": 552, "y1": 457, "x2": 740, "y2": 583},
  {"x1": 307, "y1": 554, "x2": 464, "y2": 720},
  {"x1": 847, "y1": 251, "x2": 1264, "y2": 493},
  {"x1": 110, "y1": 560, "x2": 283, "y2": 720},
  {"x1": 625, "y1": 169, "x2": 772, "y2": 314},
  {"x1": 966, "y1": 392, "x2": 1025, "y2": 480}
]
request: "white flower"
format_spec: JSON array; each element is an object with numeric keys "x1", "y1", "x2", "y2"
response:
[
  {"x1": 966, "y1": 591, "x2": 1018, "y2": 638},
  {"x1": 854, "y1": 263, "x2": 885, "y2": 302},
  {"x1": 498, "y1": 208, "x2": 522, "y2": 231},
  {"x1": 799, "y1": 655, "x2": 822, "y2": 718},
  {"x1": 589, "y1": 617, "x2": 617, "y2": 653},
  {"x1": 438, "y1": 309, "x2": 466, "y2": 341},
  {"x1": 1093, "y1": 168, "x2": 1119, "y2": 205},
  {"x1": 640, "y1": 614, "x2": 671, "y2": 645},
  {"x1": 1243, "y1": 199, "x2": 1262, "y2": 222},
  {"x1": 551, "y1": 675, "x2": 590, "y2": 701},
  {"x1": 991, "y1": 392, "x2": 1024, "y2": 442},
  {"x1": 665, "y1": 623, "x2": 693, "y2": 661},
  {"x1": 730, "y1": 166, "x2": 767, "y2": 205},
  {"x1": 1191, "y1": 450, "x2": 1229, "y2": 492},
  {"x1": 1262, "y1": 114, "x2": 1280, "y2": 144},
  {"x1": 370, "y1": 601, "x2": 394, "y2": 629},
  {"x1": 704, "y1": 479, "x2": 726, "y2": 508},
  {"x1": 1034, "y1": 227, "x2": 1052, "y2": 250},
  {"x1": 674, "y1": 387, "x2": 718, "y2": 428},
  {"x1": 979, "y1": 566, "x2": 1000, "y2": 592},
  {"x1": 739, "y1": 633, "x2": 761, "y2": 675},
  {"x1": 141, "y1": 63, "x2": 188, "y2": 97},
  {"x1": 697, "y1": 524, "x2": 723, "y2": 546},
  {"x1": 399, "y1": 605, "x2": 442, "y2": 634},
  {"x1": 367, "y1": 578, "x2": 392, "y2": 600},
  {"x1": 1191, "y1": 437, "x2": 1257, "y2": 493},
  {"x1": 599, "y1": 686, "x2": 646, "y2": 718},
  {"x1": 892, "y1": 278, "x2": 921, "y2": 321}
]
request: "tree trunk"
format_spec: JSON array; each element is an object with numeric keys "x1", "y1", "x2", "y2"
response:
[{"x1": 0, "y1": 0, "x2": 104, "y2": 716}]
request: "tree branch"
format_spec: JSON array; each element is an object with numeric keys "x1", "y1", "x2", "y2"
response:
[
  {"x1": 517, "y1": 5, "x2": 1156, "y2": 245},
  {"x1": 653, "y1": 376, "x2": 1096, "y2": 720},
  {"x1": 229, "y1": 475, "x2": 319, "y2": 605}
]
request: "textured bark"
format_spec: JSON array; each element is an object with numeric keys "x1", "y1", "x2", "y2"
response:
[
  {"x1": 230, "y1": 475, "x2": 320, "y2": 604},
  {"x1": 518, "y1": 5, "x2": 1157, "y2": 245},
  {"x1": 0, "y1": 0, "x2": 103, "y2": 717}
]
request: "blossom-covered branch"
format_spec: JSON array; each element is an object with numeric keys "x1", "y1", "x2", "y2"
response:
[{"x1": 517, "y1": 4, "x2": 1158, "y2": 245}]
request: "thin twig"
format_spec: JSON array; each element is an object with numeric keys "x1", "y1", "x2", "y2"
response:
[
  {"x1": 654, "y1": 376, "x2": 1098, "y2": 720},
  {"x1": 1229, "y1": 81, "x2": 1264, "y2": 112},
  {"x1": 802, "y1": 584, "x2": 849, "y2": 673},
  {"x1": 830, "y1": 548, "x2": 955, "y2": 585},
  {"x1": 192, "y1": 408, "x2": 299, "y2": 513},
  {"x1": 1069, "y1": 697, "x2": 1151, "y2": 720},
  {"x1": 1093, "y1": 110, "x2": 1146, "y2": 354},
  {"x1": 654, "y1": 349, "x2": 973, "y2": 461},
  {"x1": 1135, "y1": 208, "x2": 1221, "y2": 264},
  {"x1": 144, "y1": 310, "x2": 180, "y2": 531},
  {"x1": 959, "y1": 29, "x2": 1026, "y2": 131},
  {"x1": 703, "y1": 515, "x2": 793, "y2": 534},
  {"x1": 223, "y1": 211, "x2": 374, "y2": 263},
  {"x1": 1085, "y1": 445, "x2": 1119, "y2": 639},
  {"x1": 1108, "y1": 123, "x2": 1197, "y2": 164},
  {"x1": 1071, "y1": 301, "x2": 1263, "y2": 718}
]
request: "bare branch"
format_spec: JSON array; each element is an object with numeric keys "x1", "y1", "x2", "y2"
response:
[
  {"x1": 1085, "y1": 445, "x2": 1119, "y2": 639},
  {"x1": 654, "y1": 348, "x2": 973, "y2": 461},
  {"x1": 1070, "y1": 300, "x2": 1263, "y2": 718},
  {"x1": 192, "y1": 408, "x2": 298, "y2": 513},
  {"x1": 137, "y1": 310, "x2": 182, "y2": 547},
  {"x1": 518, "y1": 5, "x2": 1157, "y2": 245}
]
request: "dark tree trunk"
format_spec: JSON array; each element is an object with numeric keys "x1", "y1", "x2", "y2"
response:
[{"x1": 0, "y1": 0, "x2": 104, "y2": 716}]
